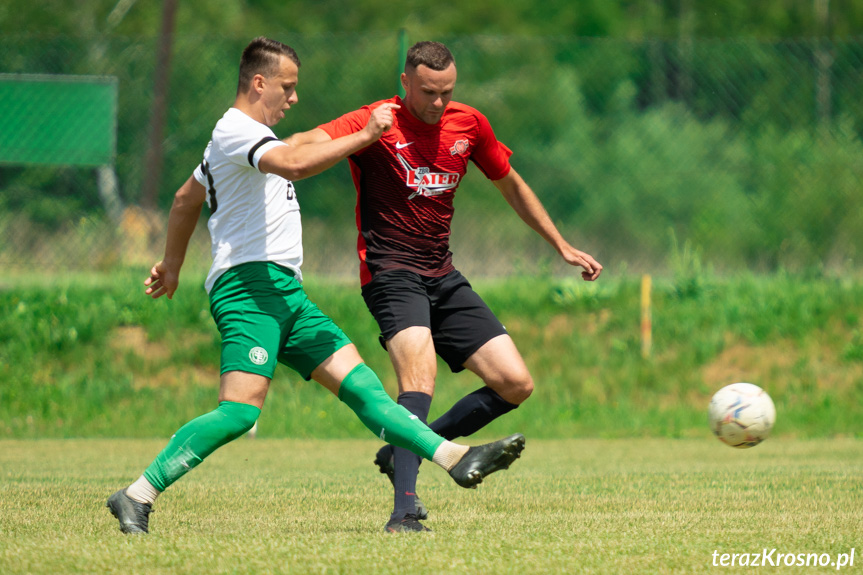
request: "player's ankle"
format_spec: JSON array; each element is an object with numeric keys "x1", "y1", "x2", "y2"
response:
[
  {"x1": 431, "y1": 441, "x2": 469, "y2": 471},
  {"x1": 126, "y1": 475, "x2": 161, "y2": 505}
]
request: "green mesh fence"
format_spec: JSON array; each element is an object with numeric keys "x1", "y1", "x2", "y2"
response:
[
  {"x1": 1, "y1": 33, "x2": 862, "y2": 276},
  {"x1": 0, "y1": 74, "x2": 117, "y2": 167}
]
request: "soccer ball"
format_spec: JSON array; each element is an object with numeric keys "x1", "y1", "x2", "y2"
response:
[{"x1": 708, "y1": 383, "x2": 776, "y2": 448}]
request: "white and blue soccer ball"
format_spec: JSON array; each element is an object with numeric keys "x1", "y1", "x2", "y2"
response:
[{"x1": 708, "y1": 383, "x2": 776, "y2": 448}]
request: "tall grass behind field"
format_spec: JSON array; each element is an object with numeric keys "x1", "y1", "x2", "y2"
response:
[{"x1": 1, "y1": 270, "x2": 862, "y2": 439}]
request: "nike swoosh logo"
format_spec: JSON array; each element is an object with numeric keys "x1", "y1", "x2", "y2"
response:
[{"x1": 395, "y1": 141, "x2": 413, "y2": 149}]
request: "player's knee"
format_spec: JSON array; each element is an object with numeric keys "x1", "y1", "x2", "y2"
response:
[
  {"x1": 235, "y1": 410, "x2": 260, "y2": 432},
  {"x1": 218, "y1": 401, "x2": 261, "y2": 434},
  {"x1": 510, "y1": 374, "x2": 534, "y2": 405},
  {"x1": 490, "y1": 371, "x2": 533, "y2": 405}
]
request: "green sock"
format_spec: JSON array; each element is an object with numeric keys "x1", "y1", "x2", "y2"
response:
[
  {"x1": 337, "y1": 363, "x2": 444, "y2": 461},
  {"x1": 143, "y1": 401, "x2": 261, "y2": 491}
]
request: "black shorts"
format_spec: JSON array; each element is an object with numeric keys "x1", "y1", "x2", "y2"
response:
[{"x1": 361, "y1": 269, "x2": 507, "y2": 373}]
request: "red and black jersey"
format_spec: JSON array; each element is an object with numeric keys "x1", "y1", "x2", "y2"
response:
[{"x1": 318, "y1": 95, "x2": 512, "y2": 285}]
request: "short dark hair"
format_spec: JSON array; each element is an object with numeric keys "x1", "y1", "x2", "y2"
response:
[
  {"x1": 237, "y1": 37, "x2": 301, "y2": 93},
  {"x1": 405, "y1": 41, "x2": 455, "y2": 72}
]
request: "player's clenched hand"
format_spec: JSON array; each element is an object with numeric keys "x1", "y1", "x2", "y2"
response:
[
  {"x1": 144, "y1": 260, "x2": 180, "y2": 299},
  {"x1": 364, "y1": 103, "x2": 400, "y2": 139},
  {"x1": 560, "y1": 246, "x2": 603, "y2": 281}
]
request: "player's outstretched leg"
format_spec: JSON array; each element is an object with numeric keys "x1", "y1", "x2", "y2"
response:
[
  {"x1": 106, "y1": 400, "x2": 260, "y2": 534},
  {"x1": 373, "y1": 387, "x2": 521, "y2": 519},
  {"x1": 106, "y1": 489, "x2": 153, "y2": 534},
  {"x1": 447, "y1": 433, "x2": 526, "y2": 489},
  {"x1": 378, "y1": 434, "x2": 525, "y2": 532},
  {"x1": 338, "y1": 363, "x2": 524, "y2": 532},
  {"x1": 339, "y1": 364, "x2": 526, "y2": 489}
]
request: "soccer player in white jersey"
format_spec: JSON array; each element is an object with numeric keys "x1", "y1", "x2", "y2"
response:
[{"x1": 106, "y1": 37, "x2": 525, "y2": 535}]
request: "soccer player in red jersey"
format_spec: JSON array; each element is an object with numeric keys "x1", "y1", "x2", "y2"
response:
[{"x1": 287, "y1": 41, "x2": 602, "y2": 532}]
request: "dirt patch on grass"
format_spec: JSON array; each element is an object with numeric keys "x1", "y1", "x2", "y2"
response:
[
  {"x1": 702, "y1": 339, "x2": 863, "y2": 394},
  {"x1": 111, "y1": 325, "x2": 219, "y2": 389},
  {"x1": 543, "y1": 310, "x2": 612, "y2": 340},
  {"x1": 110, "y1": 325, "x2": 171, "y2": 361},
  {"x1": 140, "y1": 365, "x2": 220, "y2": 390},
  {"x1": 702, "y1": 341, "x2": 793, "y2": 387}
]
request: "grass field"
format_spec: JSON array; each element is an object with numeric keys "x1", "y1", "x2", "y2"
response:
[
  {"x1": 2, "y1": 271, "x2": 861, "y2": 572},
  {"x1": 1, "y1": 438, "x2": 860, "y2": 574}
]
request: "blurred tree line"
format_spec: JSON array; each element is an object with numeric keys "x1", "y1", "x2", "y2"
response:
[
  {"x1": 4, "y1": 0, "x2": 863, "y2": 39},
  {"x1": 1, "y1": 1, "x2": 863, "y2": 274}
]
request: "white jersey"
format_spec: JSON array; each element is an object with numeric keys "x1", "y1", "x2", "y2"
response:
[{"x1": 193, "y1": 108, "x2": 303, "y2": 292}]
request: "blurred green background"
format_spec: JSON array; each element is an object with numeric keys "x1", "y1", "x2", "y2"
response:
[
  {"x1": 1, "y1": 1, "x2": 863, "y2": 439},
  {"x1": 2, "y1": 0, "x2": 863, "y2": 277}
]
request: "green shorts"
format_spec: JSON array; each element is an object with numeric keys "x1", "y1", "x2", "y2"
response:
[{"x1": 209, "y1": 262, "x2": 352, "y2": 380}]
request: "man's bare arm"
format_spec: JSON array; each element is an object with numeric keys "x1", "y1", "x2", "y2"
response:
[
  {"x1": 144, "y1": 176, "x2": 206, "y2": 299},
  {"x1": 261, "y1": 106, "x2": 396, "y2": 181},
  {"x1": 283, "y1": 127, "x2": 333, "y2": 147},
  {"x1": 493, "y1": 168, "x2": 602, "y2": 281}
]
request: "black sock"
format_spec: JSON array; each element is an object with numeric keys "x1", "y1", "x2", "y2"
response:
[
  {"x1": 391, "y1": 391, "x2": 432, "y2": 520},
  {"x1": 429, "y1": 387, "x2": 518, "y2": 440}
]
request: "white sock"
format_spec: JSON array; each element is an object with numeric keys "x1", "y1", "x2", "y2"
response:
[
  {"x1": 432, "y1": 441, "x2": 470, "y2": 471},
  {"x1": 125, "y1": 475, "x2": 161, "y2": 505}
]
